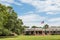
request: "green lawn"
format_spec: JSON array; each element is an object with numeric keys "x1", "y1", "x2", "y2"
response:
[{"x1": 0, "y1": 35, "x2": 60, "y2": 40}]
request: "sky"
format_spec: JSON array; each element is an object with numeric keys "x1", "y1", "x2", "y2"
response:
[{"x1": 0, "y1": 0, "x2": 60, "y2": 27}]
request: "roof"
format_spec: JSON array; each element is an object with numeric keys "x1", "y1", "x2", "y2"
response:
[
  {"x1": 24, "y1": 27, "x2": 60, "y2": 31},
  {"x1": 24, "y1": 28, "x2": 43, "y2": 31}
]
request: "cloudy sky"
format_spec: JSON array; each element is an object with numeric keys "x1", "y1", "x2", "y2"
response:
[{"x1": 0, "y1": 0, "x2": 60, "y2": 27}]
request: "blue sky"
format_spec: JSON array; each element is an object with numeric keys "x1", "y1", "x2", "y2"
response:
[{"x1": 0, "y1": 0, "x2": 60, "y2": 27}]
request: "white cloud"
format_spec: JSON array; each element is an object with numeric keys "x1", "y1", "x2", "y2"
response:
[
  {"x1": 18, "y1": 12, "x2": 60, "y2": 27},
  {"x1": 46, "y1": 11, "x2": 60, "y2": 14},
  {"x1": 0, "y1": 1, "x2": 10, "y2": 6},
  {"x1": 0, "y1": 0, "x2": 14, "y2": 3},
  {"x1": 18, "y1": 14, "x2": 45, "y2": 22},
  {"x1": 48, "y1": 22, "x2": 60, "y2": 26},
  {"x1": 0, "y1": 0, "x2": 22, "y2": 6},
  {"x1": 20, "y1": 0, "x2": 60, "y2": 14},
  {"x1": 0, "y1": 2, "x2": 11, "y2": 6},
  {"x1": 46, "y1": 12, "x2": 55, "y2": 14},
  {"x1": 14, "y1": 2, "x2": 22, "y2": 6},
  {"x1": 18, "y1": 12, "x2": 45, "y2": 27},
  {"x1": 22, "y1": 22, "x2": 45, "y2": 27},
  {"x1": 48, "y1": 18, "x2": 60, "y2": 22},
  {"x1": 23, "y1": 11, "x2": 34, "y2": 15},
  {"x1": 1, "y1": 0, "x2": 60, "y2": 14},
  {"x1": 47, "y1": 17, "x2": 60, "y2": 26},
  {"x1": 0, "y1": 0, "x2": 14, "y2": 6}
]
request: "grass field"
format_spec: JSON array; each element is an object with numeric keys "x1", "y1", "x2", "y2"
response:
[{"x1": 0, "y1": 35, "x2": 60, "y2": 40}]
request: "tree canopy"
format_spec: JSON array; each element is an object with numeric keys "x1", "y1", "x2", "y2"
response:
[
  {"x1": 43, "y1": 24, "x2": 49, "y2": 29},
  {"x1": 32, "y1": 26, "x2": 38, "y2": 28},
  {"x1": 0, "y1": 4, "x2": 24, "y2": 36}
]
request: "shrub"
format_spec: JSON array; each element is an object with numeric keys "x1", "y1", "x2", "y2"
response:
[
  {"x1": 0, "y1": 28, "x2": 3, "y2": 35},
  {"x1": 15, "y1": 29, "x2": 21, "y2": 35},
  {"x1": 2, "y1": 29, "x2": 11, "y2": 36}
]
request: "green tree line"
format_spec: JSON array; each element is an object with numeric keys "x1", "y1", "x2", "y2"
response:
[{"x1": 0, "y1": 4, "x2": 24, "y2": 36}]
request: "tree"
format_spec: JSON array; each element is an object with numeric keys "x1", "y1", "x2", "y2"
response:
[
  {"x1": 43, "y1": 24, "x2": 49, "y2": 35},
  {"x1": 4, "y1": 11, "x2": 17, "y2": 30},
  {"x1": 0, "y1": 4, "x2": 10, "y2": 36},
  {"x1": 2, "y1": 29, "x2": 11, "y2": 36},
  {"x1": 43, "y1": 24, "x2": 49, "y2": 29},
  {"x1": 11, "y1": 19, "x2": 23, "y2": 35},
  {"x1": 0, "y1": 4, "x2": 24, "y2": 36},
  {"x1": 23, "y1": 25, "x2": 29, "y2": 28},
  {"x1": 32, "y1": 26, "x2": 38, "y2": 35},
  {"x1": 32, "y1": 26, "x2": 37, "y2": 28}
]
